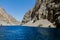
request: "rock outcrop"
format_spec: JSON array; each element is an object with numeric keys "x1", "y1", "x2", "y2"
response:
[
  {"x1": 0, "y1": 7, "x2": 20, "y2": 25},
  {"x1": 23, "y1": 19, "x2": 55, "y2": 28},
  {"x1": 21, "y1": 9, "x2": 33, "y2": 25},
  {"x1": 21, "y1": 0, "x2": 60, "y2": 28}
]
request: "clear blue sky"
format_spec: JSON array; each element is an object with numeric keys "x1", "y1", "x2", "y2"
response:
[{"x1": 0, "y1": 0, "x2": 36, "y2": 21}]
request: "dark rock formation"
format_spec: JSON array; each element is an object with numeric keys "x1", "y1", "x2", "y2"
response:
[{"x1": 21, "y1": 0, "x2": 60, "y2": 28}]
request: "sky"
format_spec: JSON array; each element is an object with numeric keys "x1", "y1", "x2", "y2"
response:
[{"x1": 0, "y1": 0, "x2": 36, "y2": 21}]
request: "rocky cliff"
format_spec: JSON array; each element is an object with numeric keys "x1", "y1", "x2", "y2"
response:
[
  {"x1": 0, "y1": 7, "x2": 20, "y2": 25},
  {"x1": 21, "y1": 0, "x2": 60, "y2": 28}
]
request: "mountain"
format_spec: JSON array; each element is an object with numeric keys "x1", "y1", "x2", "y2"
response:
[
  {"x1": 21, "y1": 0, "x2": 60, "y2": 28},
  {"x1": 0, "y1": 7, "x2": 20, "y2": 25}
]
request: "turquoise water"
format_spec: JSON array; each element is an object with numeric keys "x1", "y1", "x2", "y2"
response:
[{"x1": 0, "y1": 26, "x2": 60, "y2": 40}]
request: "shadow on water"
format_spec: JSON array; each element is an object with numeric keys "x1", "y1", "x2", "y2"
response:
[{"x1": 0, "y1": 26, "x2": 60, "y2": 40}]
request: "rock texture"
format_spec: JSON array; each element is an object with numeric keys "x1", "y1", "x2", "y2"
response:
[
  {"x1": 21, "y1": 0, "x2": 60, "y2": 28},
  {"x1": 21, "y1": 9, "x2": 33, "y2": 25},
  {"x1": 23, "y1": 19, "x2": 55, "y2": 28},
  {"x1": 0, "y1": 7, "x2": 20, "y2": 25}
]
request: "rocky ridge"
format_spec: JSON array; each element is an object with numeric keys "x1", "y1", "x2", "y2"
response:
[
  {"x1": 0, "y1": 7, "x2": 20, "y2": 25},
  {"x1": 21, "y1": 0, "x2": 60, "y2": 28}
]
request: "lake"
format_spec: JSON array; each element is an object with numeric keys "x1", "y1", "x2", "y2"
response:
[{"x1": 0, "y1": 26, "x2": 60, "y2": 40}]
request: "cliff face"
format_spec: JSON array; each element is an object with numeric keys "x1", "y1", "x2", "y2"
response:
[
  {"x1": 21, "y1": 0, "x2": 60, "y2": 28},
  {"x1": 0, "y1": 7, "x2": 20, "y2": 25}
]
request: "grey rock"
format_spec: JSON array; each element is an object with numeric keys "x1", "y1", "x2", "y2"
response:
[{"x1": 21, "y1": 0, "x2": 60, "y2": 28}]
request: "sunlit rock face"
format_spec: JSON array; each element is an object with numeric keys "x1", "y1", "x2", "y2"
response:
[
  {"x1": 21, "y1": 0, "x2": 60, "y2": 28},
  {"x1": 0, "y1": 7, "x2": 20, "y2": 26},
  {"x1": 21, "y1": 9, "x2": 33, "y2": 25}
]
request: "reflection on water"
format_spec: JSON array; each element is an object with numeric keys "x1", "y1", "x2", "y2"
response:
[{"x1": 0, "y1": 26, "x2": 60, "y2": 40}]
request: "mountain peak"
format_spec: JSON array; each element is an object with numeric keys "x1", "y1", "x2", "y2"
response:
[
  {"x1": 0, "y1": 6, "x2": 4, "y2": 10},
  {"x1": 0, "y1": 6, "x2": 2, "y2": 9},
  {"x1": 0, "y1": 7, "x2": 20, "y2": 25}
]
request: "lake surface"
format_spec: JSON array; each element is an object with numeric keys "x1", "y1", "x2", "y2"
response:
[{"x1": 0, "y1": 26, "x2": 60, "y2": 40}]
